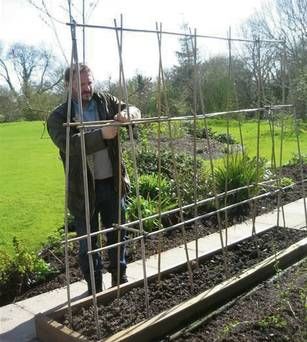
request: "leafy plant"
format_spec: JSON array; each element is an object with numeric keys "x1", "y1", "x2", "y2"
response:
[
  {"x1": 134, "y1": 149, "x2": 205, "y2": 198},
  {"x1": 43, "y1": 227, "x2": 76, "y2": 256},
  {"x1": 287, "y1": 153, "x2": 307, "y2": 166},
  {"x1": 215, "y1": 132, "x2": 237, "y2": 144},
  {"x1": 185, "y1": 123, "x2": 215, "y2": 139},
  {"x1": 258, "y1": 314, "x2": 287, "y2": 330},
  {"x1": 131, "y1": 173, "x2": 175, "y2": 200},
  {"x1": 0, "y1": 237, "x2": 55, "y2": 305},
  {"x1": 214, "y1": 153, "x2": 266, "y2": 206},
  {"x1": 279, "y1": 176, "x2": 294, "y2": 187},
  {"x1": 126, "y1": 196, "x2": 160, "y2": 232},
  {"x1": 127, "y1": 173, "x2": 177, "y2": 232},
  {"x1": 219, "y1": 320, "x2": 241, "y2": 339}
]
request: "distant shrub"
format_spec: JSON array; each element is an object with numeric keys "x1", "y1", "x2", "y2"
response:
[
  {"x1": 186, "y1": 124, "x2": 215, "y2": 139},
  {"x1": 287, "y1": 153, "x2": 307, "y2": 166},
  {"x1": 214, "y1": 132, "x2": 237, "y2": 144},
  {"x1": 185, "y1": 124, "x2": 237, "y2": 144}
]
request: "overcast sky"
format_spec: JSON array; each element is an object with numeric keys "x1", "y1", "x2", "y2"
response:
[{"x1": 0, "y1": 0, "x2": 266, "y2": 82}]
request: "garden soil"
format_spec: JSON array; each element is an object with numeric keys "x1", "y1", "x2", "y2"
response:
[{"x1": 176, "y1": 258, "x2": 307, "y2": 342}]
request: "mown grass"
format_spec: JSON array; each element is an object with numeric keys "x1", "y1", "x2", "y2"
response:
[
  {"x1": 1, "y1": 117, "x2": 306, "y2": 254},
  {"x1": 207, "y1": 117, "x2": 307, "y2": 164},
  {"x1": 0, "y1": 121, "x2": 64, "y2": 255}
]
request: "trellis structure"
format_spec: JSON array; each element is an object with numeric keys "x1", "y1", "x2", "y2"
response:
[{"x1": 55, "y1": 10, "x2": 307, "y2": 341}]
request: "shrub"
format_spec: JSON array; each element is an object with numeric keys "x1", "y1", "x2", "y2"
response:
[
  {"x1": 131, "y1": 173, "x2": 175, "y2": 200},
  {"x1": 214, "y1": 132, "x2": 237, "y2": 144},
  {"x1": 126, "y1": 196, "x2": 160, "y2": 232},
  {"x1": 133, "y1": 149, "x2": 207, "y2": 205},
  {"x1": 214, "y1": 154, "x2": 266, "y2": 207},
  {"x1": 186, "y1": 123, "x2": 215, "y2": 139},
  {"x1": 287, "y1": 153, "x2": 307, "y2": 166},
  {"x1": 0, "y1": 237, "x2": 55, "y2": 305},
  {"x1": 127, "y1": 173, "x2": 177, "y2": 232},
  {"x1": 43, "y1": 227, "x2": 76, "y2": 256}
]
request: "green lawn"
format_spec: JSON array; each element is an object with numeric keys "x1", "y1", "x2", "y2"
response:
[
  {"x1": 206, "y1": 118, "x2": 307, "y2": 165},
  {"x1": 0, "y1": 118, "x2": 306, "y2": 255},
  {"x1": 0, "y1": 121, "x2": 64, "y2": 255}
]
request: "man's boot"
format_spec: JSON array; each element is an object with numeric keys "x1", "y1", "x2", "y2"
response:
[
  {"x1": 86, "y1": 272, "x2": 103, "y2": 295},
  {"x1": 111, "y1": 269, "x2": 128, "y2": 287}
]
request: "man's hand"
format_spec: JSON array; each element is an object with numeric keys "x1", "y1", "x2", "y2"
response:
[
  {"x1": 114, "y1": 110, "x2": 130, "y2": 123},
  {"x1": 114, "y1": 107, "x2": 141, "y2": 122},
  {"x1": 101, "y1": 126, "x2": 118, "y2": 139}
]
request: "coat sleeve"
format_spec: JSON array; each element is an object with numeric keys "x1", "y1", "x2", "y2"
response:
[
  {"x1": 104, "y1": 93, "x2": 141, "y2": 120},
  {"x1": 47, "y1": 106, "x2": 107, "y2": 156}
]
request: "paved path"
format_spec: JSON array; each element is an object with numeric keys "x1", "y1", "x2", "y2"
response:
[{"x1": 0, "y1": 198, "x2": 306, "y2": 342}]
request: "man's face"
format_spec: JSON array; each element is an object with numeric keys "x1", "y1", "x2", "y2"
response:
[{"x1": 71, "y1": 70, "x2": 94, "y2": 105}]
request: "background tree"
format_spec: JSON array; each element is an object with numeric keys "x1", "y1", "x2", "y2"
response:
[
  {"x1": 241, "y1": 0, "x2": 307, "y2": 116},
  {"x1": 0, "y1": 42, "x2": 63, "y2": 121},
  {"x1": 96, "y1": 74, "x2": 155, "y2": 117},
  {"x1": 0, "y1": 86, "x2": 19, "y2": 122},
  {"x1": 166, "y1": 23, "x2": 201, "y2": 115},
  {"x1": 200, "y1": 56, "x2": 254, "y2": 113}
]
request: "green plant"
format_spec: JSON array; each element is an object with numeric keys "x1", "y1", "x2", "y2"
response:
[
  {"x1": 214, "y1": 153, "x2": 266, "y2": 206},
  {"x1": 13, "y1": 237, "x2": 54, "y2": 284},
  {"x1": 133, "y1": 149, "x2": 207, "y2": 205},
  {"x1": 279, "y1": 176, "x2": 294, "y2": 187},
  {"x1": 215, "y1": 132, "x2": 237, "y2": 144},
  {"x1": 0, "y1": 237, "x2": 55, "y2": 304},
  {"x1": 127, "y1": 173, "x2": 177, "y2": 232},
  {"x1": 126, "y1": 196, "x2": 160, "y2": 232},
  {"x1": 44, "y1": 227, "x2": 75, "y2": 256},
  {"x1": 219, "y1": 320, "x2": 241, "y2": 339},
  {"x1": 185, "y1": 123, "x2": 216, "y2": 139},
  {"x1": 131, "y1": 173, "x2": 175, "y2": 200},
  {"x1": 287, "y1": 153, "x2": 307, "y2": 166},
  {"x1": 258, "y1": 314, "x2": 287, "y2": 330}
]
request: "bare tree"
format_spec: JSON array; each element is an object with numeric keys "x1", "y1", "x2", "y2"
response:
[
  {"x1": 0, "y1": 42, "x2": 64, "y2": 120},
  {"x1": 241, "y1": 0, "x2": 307, "y2": 114},
  {"x1": 26, "y1": 0, "x2": 101, "y2": 64}
]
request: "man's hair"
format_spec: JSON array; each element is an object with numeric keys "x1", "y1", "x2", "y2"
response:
[{"x1": 64, "y1": 63, "x2": 92, "y2": 84}]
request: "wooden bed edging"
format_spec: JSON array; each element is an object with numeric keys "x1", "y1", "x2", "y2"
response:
[{"x1": 36, "y1": 236, "x2": 307, "y2": 342}]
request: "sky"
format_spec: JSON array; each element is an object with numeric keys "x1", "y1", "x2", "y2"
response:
[{"x1": 0, "y1": 0, "x2": 267, "y2": 82}]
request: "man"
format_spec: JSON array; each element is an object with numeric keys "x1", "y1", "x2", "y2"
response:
[{"x1": 47, "y1": 64, "x2": 140, "y2": 294}]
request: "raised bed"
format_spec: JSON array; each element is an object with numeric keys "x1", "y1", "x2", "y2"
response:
[{"x1": 35, "y1": 227, "x2": 307, "y2": 342}]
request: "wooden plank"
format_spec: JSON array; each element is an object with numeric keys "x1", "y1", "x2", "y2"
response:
[{"x1": 35, "y1": 314, "x2": 88, "y2": 342}]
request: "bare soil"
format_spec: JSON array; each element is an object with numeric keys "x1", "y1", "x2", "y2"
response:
[{"x1": 176, "y1": 258, "x2": 307, "y2": 342}]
